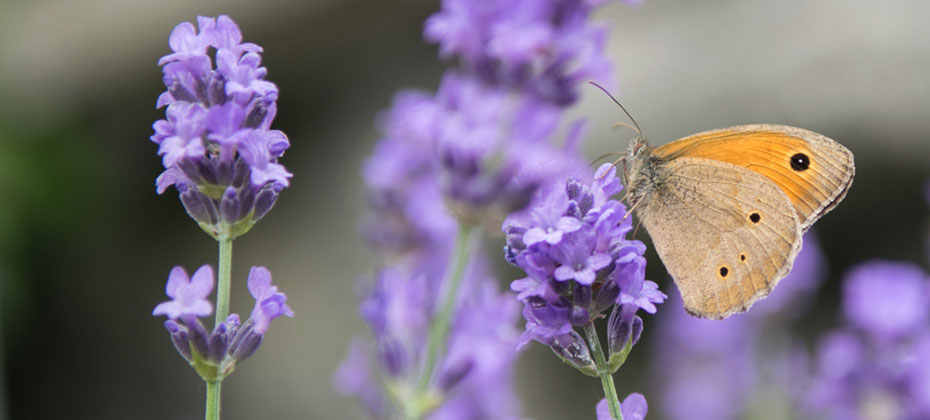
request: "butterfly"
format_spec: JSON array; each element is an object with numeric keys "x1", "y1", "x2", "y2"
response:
[{"x1": 594, "y1": 85, "x2": 855, "y2": 319}]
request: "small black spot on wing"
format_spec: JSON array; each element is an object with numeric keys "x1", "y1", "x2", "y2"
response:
[
  {"x1": 749, "y1": 212, "x2": 761, "y2": 224},
  {"x1": 790, "y1": 153, "x2": 810, "y2": 171}
]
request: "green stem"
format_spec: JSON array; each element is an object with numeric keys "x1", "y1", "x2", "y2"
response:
[
  {"x1": 215, "y1": 238, "x2": 233, "y2": 325},
  {"x1": 207, "y1": 237, "x2": 233, "y2": 420},
  {"x1": 584, "y1": 323, "x2": 623, "y2": 420},
  {"x1": 205, "y1": 381, "x2": 221, "y2": 420},
  {"x1": 415, "y1": 224, "x2": 474, "y2": 396}
]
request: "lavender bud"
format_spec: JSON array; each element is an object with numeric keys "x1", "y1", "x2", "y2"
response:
[
  {"x1": 164, "y1": 320, "x2": 192, "y2": 362},
  {"x1": 570, "y1": 306, "x2": 590, "y2": 326},
  {"x1": 224, "y1": 314, "x2": 241, "y2": 337},
  {"x1": 376, "y1": 338, "x2": 406, "y2": 378},
  {"x1": 566, "y1": 200, "x2": 582, "y2": 219},
  {"x1": 208, "y1": 322, "x2": 230, "y2": 363},
  {"x1": 180, "y1": 188, "x2": 217, "y2": 226},
  {"x1": 607, "y1": 306, "x2": 631, "y2": 357},
  {"x1": 252, "y1": 183, "x2": 281, "y2": 221},
  {"x1": 229, "y1": 322, "x2": 264, "y2": 362},
  {"x1": 438, "y1": 358, "x2": 474, "y2": 392},
  {"x1": 630, "y1": 315, "x2": 643, "y2": 346},
  {"x1": 573, "y1": 282, "x2": 592, "y2": 310},
  {"x1": 206, "y1": 73, "x2": 227, "y2": 106},
  {"x1": 504, "y1": 245, "x2": 519, "y2": 265},
  {"x1": 577, "y1": 189, "x2": 594, "y2": 216},
  {"x1": 236, "y1": 186, "x2": 255, "y2": 221},
  {"x1": 244, "y1": 101, "x2": 269, "y2": 129},
  {"x1": 182, "y1": 315, "x2": 211, "y2": 358},
  {"x1": 566, "y1": 178, "x2": 582, "y2": 200},
  {"x1": 550, "y1": 331, "x2": 595, "y2": 372},
  {"x1": 594, "y1": 280, "x2": 620, "y2": 314},
  {"x1": 220, "y1": 186, "x2": 239, "y2": 224},
  {"x1": 231, "y1": 158, "x2": 250, "y2": 188}
]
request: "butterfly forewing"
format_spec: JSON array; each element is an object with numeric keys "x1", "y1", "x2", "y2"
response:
[{"x1": 652, "y1": 124, "x2": 854, "y2": 231}]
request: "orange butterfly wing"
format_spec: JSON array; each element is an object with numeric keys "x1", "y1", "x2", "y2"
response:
[{"x1": 652, "y1": 124, "x2": 855, "y2": 231}]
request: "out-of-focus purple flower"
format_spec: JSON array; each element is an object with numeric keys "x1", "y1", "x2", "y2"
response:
[
  {"x1": 652, "y1": 290, "x2": 757, "y2": 420},
  {"x1": 843, "y1": 261, "x2": 929, "y2": 339},
  {"x1": 596, "y1": 393, "x2": 648, "y2": 420},
  {"x1": 504, "y1": 164, "x2": 665, "y2": 365},
  {"x1": 361, "y1": 72, "x2": 588, "y2": 257},
  {"x1": 361, "y1": 91, "x2": 456, "y2": 266},
  {"x1": 153, "y1": 264, "x2": 291, "y2": 377},
  {"x1": 433, "y1": 73, "x2": 588, "y2": 224},
  {"x1": 153, "y1": 265, "x2": 214, "y2": 319},
  {"x1": 333, "y1": 339, "x2": 387, "y2": 418},
  {"x1": 424, "y1": 0, "x2": 613, "y2": 105},
  {"x1": 804, "y1": 261, "x2": 930, "y2": 420},
  {"x1": 151, "y1": 15, "x2": 290, "y2": 239},
  {"x1": 336, "y1": 263, "x2": 523, "y2": 419}
]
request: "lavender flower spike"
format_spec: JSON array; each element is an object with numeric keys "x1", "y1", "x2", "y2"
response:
[
  {"x1": 504, "y1": 164, "x2": 665, "y2": 357},
  {"x1": 153, "y1": 264, "x2": 291, "y2": 379},
  {"x1": 151, "y1": 15, "x2": 291, "y2": 240}
]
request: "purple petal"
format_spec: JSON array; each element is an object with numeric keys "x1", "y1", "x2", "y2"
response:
[
  {"x1": 247, "y1": 266, "x2": 273, "y2": 300},
  {"x1": 556, "y1": 216, "x2": 582, "y2": 233},
  {"x1": 621, "y1": 393, "x2": 648, "y2": 420}
]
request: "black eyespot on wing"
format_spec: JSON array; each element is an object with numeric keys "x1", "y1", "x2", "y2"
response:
[
  {"x1": 749, "y1": 213, "x2": 761, "y2": 224},
  {"x1": 719, "y1": 266, "x2": 729, "y2": 278},
  {"x1": 790, "y1": 153, "x2": 810, "y2": 171},
  {"x1": 739, "y1": 253, "x2": 746, "y2": 261}
]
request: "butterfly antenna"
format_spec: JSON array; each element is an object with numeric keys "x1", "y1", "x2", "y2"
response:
[
  {"x1": 591, "y1": 151, "x2": 622, "y2": 166},
  {"x1": 588, "y1": 81, "x2": 644, "y2": 140},
  {"x1": 632, "y1": 219, "x2": 644, "y2": 239}
]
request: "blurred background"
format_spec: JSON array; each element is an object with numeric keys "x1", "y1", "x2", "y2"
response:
[{"x1": 1, "y1": 0, "x2": 928, "y2": 419}]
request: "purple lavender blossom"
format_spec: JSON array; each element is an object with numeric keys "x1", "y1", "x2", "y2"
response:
[
  {"x1": 361, "y1": 72, "x2": 589, "y2": 260},
  {"x1": 343, "y1": 0, "x2": 633, "y2": 417},
  {"x1": 153, "y1": 264, "x2": 292, "y2": 374},
  {"x1": 596, "y1": 393, "x2": 648, "y2": 420},
  {"x1": 152, "y1": 265, "x2": 214, "y2": 319},
  {"x1": 504, "y1": 163, "x2": 666, "y2": 366},
  {"x1": 843, "y1": 260, "x2": 930, "y2": 339},
  {"x1": 335, "y1": 264, "x2": 523, "y2": 419},
  {"x1": 804, "y1": 261, "x2": 930, "y2": 420},
  {"x1": 151, "y1": 15, "x2": 290, "y2": 239},
  {"x1": 424, "y1": 0, "x2": 614, "y2": 105},
  {"x1": 652, "y1": 291, "x2": 757, "y2": 420},
  {"x1": 361, "y1": 90, "x2": 456, "y2": 265},
  {"x1": 432, "y1": 72, "x2": 588, "y2": 225},
  {"x1": 247, "y1": 266, "x2": 295, "y2": 334}
]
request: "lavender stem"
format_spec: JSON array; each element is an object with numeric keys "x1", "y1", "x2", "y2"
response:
[
  {"x1": 207, "y1": 237, "x2": 232, "y2": 420},
  {"x1": 584, "y1": 323, "x2": 623, "y2": 420},
  {"x1": 215, "y1": 238, "x2": 233, "y2": 325},
  {"x1": 415, "y1": 224, "x2": 475, "y2": 398},
  {"x1": 205, "y1": 381, "x2": 221, "y2": 420}
]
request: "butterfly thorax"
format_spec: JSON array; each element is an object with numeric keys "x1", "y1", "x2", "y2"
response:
[{"x1": 624, "y1": 137, "x2": 664, "y2": 212}]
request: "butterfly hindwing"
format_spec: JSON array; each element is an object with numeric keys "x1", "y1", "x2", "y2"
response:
[{"x1": 636, "y1": 157, "x2": 802, "y2": 319}]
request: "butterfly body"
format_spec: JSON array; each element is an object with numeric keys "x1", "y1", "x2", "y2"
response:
[{"x1": 623, "y1": 124, "x2": 854, "y2": 319}]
